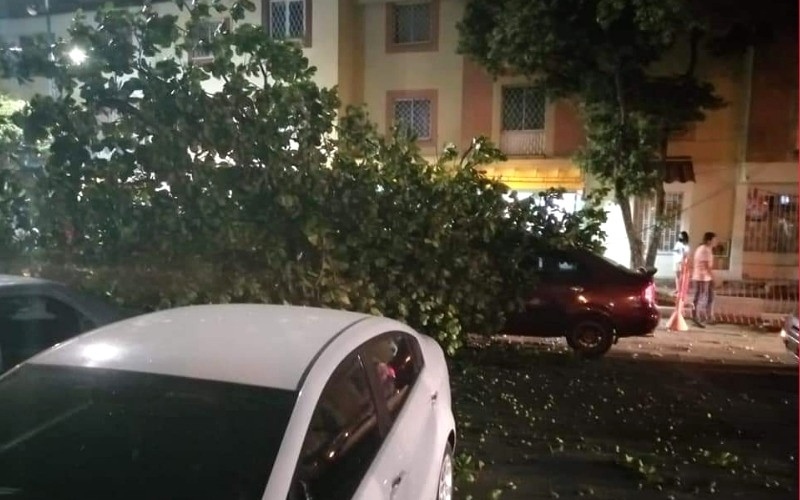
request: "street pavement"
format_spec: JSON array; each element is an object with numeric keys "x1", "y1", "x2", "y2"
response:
[
  {"x1": 455, "y1": 323, "x2": 798, "y2": 500},
  {"x1": 495, "y1": 321, "x2": 797, "y2": 368}
]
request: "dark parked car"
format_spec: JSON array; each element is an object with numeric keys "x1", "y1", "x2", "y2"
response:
[
  {"x1": 0, "y1": 275, "x2": 129, "y2": 373},
  {"x1": 502, "y1": 248, "x2": 660, "y2": 358},
  {"x1": 780, "y1": 310, "x2": 798, "y2": 359}
]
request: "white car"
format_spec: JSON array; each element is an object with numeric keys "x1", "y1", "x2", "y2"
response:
[{"x1": 0, "y1": 304, "x2": 456, "y2": 500}]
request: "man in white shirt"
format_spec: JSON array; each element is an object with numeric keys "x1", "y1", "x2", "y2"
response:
[{"x1": 691, "y1": 232, "x2": 717, "y2": 328}]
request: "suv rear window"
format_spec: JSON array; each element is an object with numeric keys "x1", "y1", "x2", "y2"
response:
[{"x1": 535, "y1": 252, "x2": 586, "y2": 281}]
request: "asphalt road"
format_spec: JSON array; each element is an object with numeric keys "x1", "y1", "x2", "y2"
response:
[{"x1": 452, "y1": 327, "x2": 798, "y2": 499}]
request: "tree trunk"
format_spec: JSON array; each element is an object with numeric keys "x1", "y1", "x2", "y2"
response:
[
  {"x1": 611, "y1": 69, "x2": 646, "y2": 269},
  {"x1": 616, "y1": 188, "x2": 645, "y2": 269},
  {"x1": 644, "y1": 134, "x2": 669, "y2": 268}
]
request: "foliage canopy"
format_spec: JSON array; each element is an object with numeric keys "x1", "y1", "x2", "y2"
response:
[
  {"x1": 458, "y1": 0, "x2": 725, "y2": 267},
  {"x1": 2, "y1": 0, "x2": 606, "y2": 353}
]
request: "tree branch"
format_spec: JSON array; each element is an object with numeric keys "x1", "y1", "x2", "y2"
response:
[
  {"x1": 459, "y1": 140, "x2": 476, "y2": 168},
  {"x1": 259, "y1": 62, "x2": 269, "y2": 90},
  {"x1": 684, "y1": 27, "x2": 702, "y2": 77},
  {"x1": 614, "y1": 69, "x2": 627, "y2": 120}
]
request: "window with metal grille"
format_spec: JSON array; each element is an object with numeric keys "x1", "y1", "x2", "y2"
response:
[
  {"x1": 189, "y1": 19, "x2": 227, "y2": 61},
  {"x1": 670, "y1": 122, "x2": 696, "y2": 142},
  {"x1": 393, "y1": 2, "x2": 431, "y2": 44},
  {"x1": 744, "y1": 187, "x2": 798, "y2": 253},
  {"x1": 269, "y1": 0, "x2": 306, "y2": 39},
  {"x1": 393, "y1": 98, "x2": 431, "y2": 140},
  {"x1": 502, "y1": 87, "x2": 545, "y2": 131},
  {"x1": 635, "y1": 193, "x2": 684, "y2": 252}
]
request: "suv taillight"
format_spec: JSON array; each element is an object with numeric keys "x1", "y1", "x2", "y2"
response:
[{"x1": 643, "y1": 283, "x2": 656, "y2": 306}]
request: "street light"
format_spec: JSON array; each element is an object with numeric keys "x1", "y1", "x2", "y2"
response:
[{"x1": 67, "y1": 46, "x2": 87, "y2": 65}]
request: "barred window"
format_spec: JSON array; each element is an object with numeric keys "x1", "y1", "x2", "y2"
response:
[
  {"x1": 393, "y1": 2, "x2": 431, "y2": 44},
  {"x1": 269, "y1": 0, "x2": 306, "y2": 39},
  {"x1": 502, "y1": 87, "x2": 545, "y2": 131},
  {"x1": 744, "y1": 188, "x2": 798, "y2": 253},
  {"x1": 189, "y1": 19, "x2": 228, "y2": 62},
  {"x1": 635, "y1": 193, "x2": 684, "y2": 252},
  {"x1": 393, "y1": 98, "x2": 431, "y2": 140}
]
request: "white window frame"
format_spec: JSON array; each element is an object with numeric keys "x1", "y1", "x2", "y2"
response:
[
  {"x1": 269, "y1": 0, "x2": 307, "y2": 40},
  {"x1": 501, "y1": 86, "x2": 546, "y2": 132},
  {"x1": 392, "y1": 1, "x2": 432, "y2": 45},
  {"x1": 393, "y1": 98, "x2": 432, "y2": 141},
  {"x1": 636, "y1": 191, "x2": 686, "y2": 254}
]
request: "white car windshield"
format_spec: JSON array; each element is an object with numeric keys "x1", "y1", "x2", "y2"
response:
[{"x1": 0, "y1": 364, "x2": 296, "y2": 499}]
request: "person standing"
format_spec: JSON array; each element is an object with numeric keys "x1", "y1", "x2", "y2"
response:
[
  {"x1": 673, "y1": 231, "x2": 690, "y2": 296},
  {"x1": 691, "y1": 232, "x2": 717, "y2": 328}
]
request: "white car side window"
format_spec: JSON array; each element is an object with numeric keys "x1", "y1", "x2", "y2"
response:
[
  {"x1": 289, "y1": 353, "x2": 383, "y2": 500},
  {"x1": 361, "y1": 332, "x2": 422, "y2": 423},
  {"x1": 9, "y1": 297, "x2": 56, "y2": 321},
  {"x1": 0, "y1": 296, "x2": 87, "y2": 372}
]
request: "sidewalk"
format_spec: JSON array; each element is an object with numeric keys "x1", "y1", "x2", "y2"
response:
[
  {"x1": 657, "y1": 285, "x2": 796, "y2": 328},
  {"x1": 658, "y1": 304, "x2": 791, "y2": 328},
  {"x1": 612, "y1": 321, "x2": 797, "y2": 366}
]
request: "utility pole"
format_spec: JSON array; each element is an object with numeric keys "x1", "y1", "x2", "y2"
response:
[
  {"x1": 44, "y1": 0, "x2": 55, "y2": 96},
  {"x1": 28, "y1": 0, "x2": 55, "y2": 95}
]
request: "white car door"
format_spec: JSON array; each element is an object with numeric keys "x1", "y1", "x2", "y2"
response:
[
  {"x1": 287, "y1": 351, "x2": 388, "y2": 500},
  {"x1": 284, "y1": 331, "x2": 443, "y2": 500},
  {"x1": 357, "y1": 332, "x2": 440, "y2": 500}
]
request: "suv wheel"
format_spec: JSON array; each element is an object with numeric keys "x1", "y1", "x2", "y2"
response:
[{"x1": 567, "y1": 318, "x2": 614, "y2": 358}]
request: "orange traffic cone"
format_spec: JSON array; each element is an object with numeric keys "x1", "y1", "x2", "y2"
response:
[
  {"x1": 666, "y1": 304, "x2": 689, "y2": 331},
  {"x1": 667, "y1": 257, "x2": 690, "y2": 332}
]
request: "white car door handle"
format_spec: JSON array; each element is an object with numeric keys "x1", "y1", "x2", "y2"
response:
[
  {"x1": 390, "y1": 472, "x2": 405, "y2": 499},
  {"x1": 391, "y1": 475, "x2": 403, "y2": 489}
]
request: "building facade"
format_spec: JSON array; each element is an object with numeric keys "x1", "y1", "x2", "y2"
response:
[
  {"x1": 1, "y1": 0, "x2": 797, "y2": 280},
  {"x1": 0, "y1": 0, "x2": 344, "y2": 98}
]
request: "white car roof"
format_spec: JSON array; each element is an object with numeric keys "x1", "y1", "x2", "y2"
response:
[
  {"x1": 0, "y1": 274, "x2": 54, "y2": 287},
  {"x1": 28, "y1": 304, "x2": 371, "y2": 391}
]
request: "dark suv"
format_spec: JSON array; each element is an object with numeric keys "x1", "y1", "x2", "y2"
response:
[
  {"x1": 502, "y1": 248, "x2": 660, "y2": 358},
  {"x1": 0, "y1": 275, "x2": 129, "y2": 373}
]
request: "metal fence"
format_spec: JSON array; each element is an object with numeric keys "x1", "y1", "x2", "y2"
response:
[
  {"x1": 744, "y1": 187, "x2": 798, "y2": 254},
  {"x1": 658, "y1": 278, "x2": 798, "y2": 328},
  {"x1": 499, "y1": 130, "x2": 546, "y2": 156}
]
